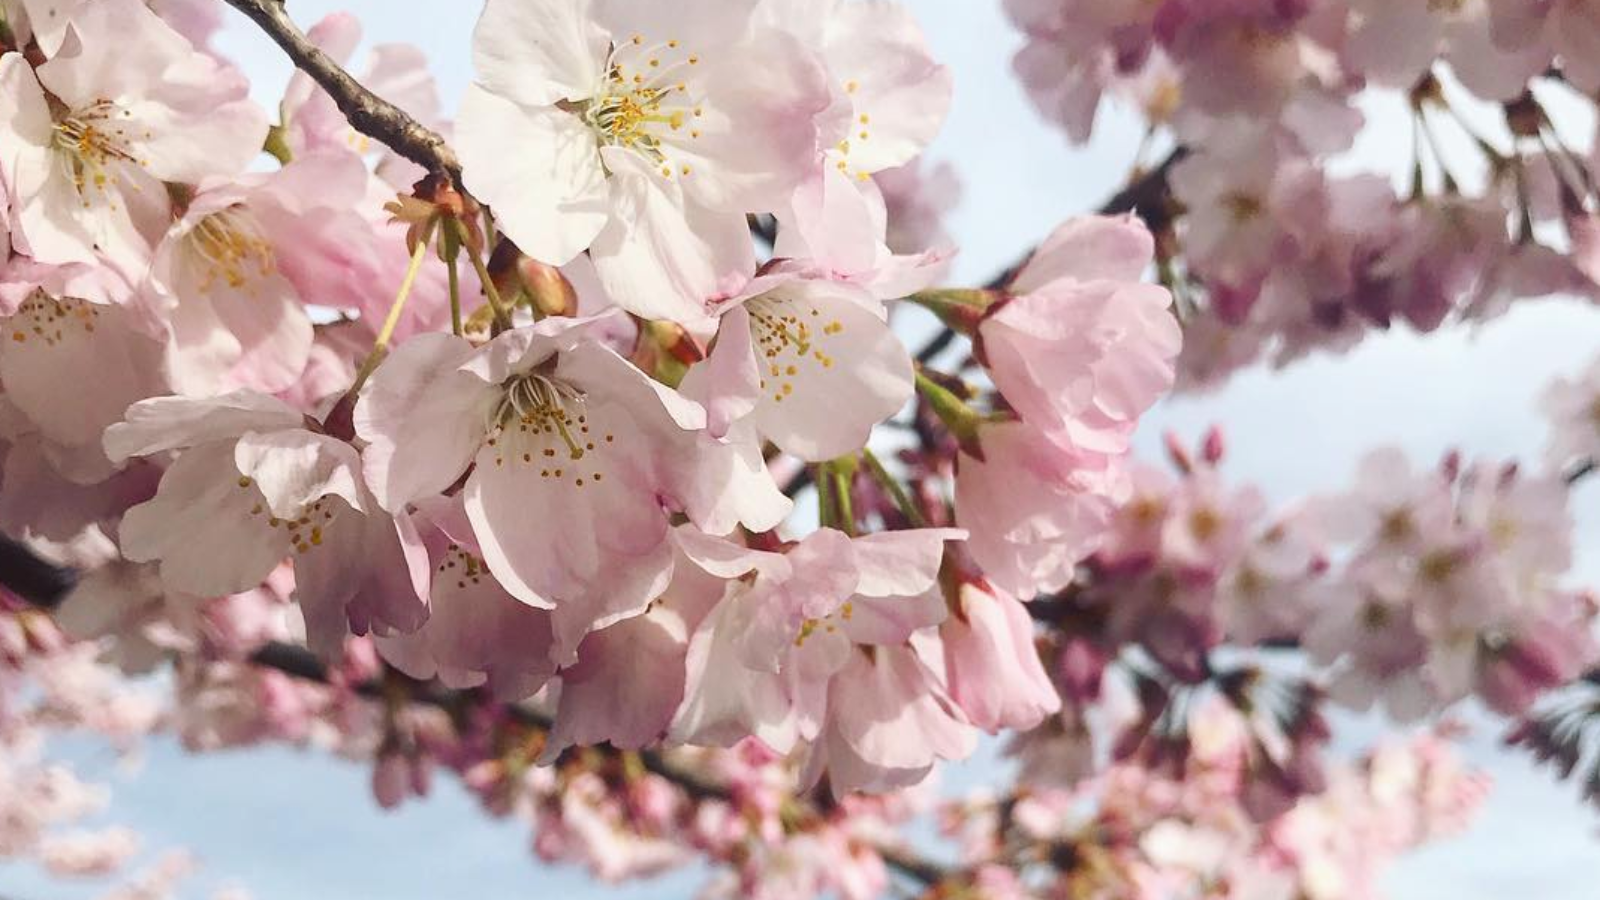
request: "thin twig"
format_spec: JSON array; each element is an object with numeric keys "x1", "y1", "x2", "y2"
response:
[{"x1": 220, "y1": 0, "x2": 461, "y2": 185}]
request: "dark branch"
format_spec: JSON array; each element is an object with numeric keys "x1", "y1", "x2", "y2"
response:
[
  {"x1": 220, "y1": 0, "x2": 461, "y2": 185},
  {"x1": 0, "y1": 537, "x2": 74, "y2": 609}
]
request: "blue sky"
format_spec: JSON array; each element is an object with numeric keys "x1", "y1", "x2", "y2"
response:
[{"x1": 6, "y1": 1, "x2": 1600, "y2": 897}]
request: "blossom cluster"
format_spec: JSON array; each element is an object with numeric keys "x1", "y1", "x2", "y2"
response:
[
  {"x1": 1, "y1": 0, "x2": 1597, "y2": 897},
  {"x1": 1006, "y1": 0, "x2": 1600, "y2": 386},
  {"x1": 0, "y1": 0, "x2": 1182, "y2": 808},
  {"x1": 943, "y1": 710, "x2": 1488, "y2": 900}
]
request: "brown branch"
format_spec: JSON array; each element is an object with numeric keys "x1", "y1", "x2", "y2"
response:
[{"x1": 219, "y1": 0, "x2": 461, "y2": 185}]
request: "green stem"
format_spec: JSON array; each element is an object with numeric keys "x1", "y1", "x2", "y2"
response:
[
  {"x1": 915, "y1": 369, "x2": 990, "y2": 460},
  {"x1": 351, "y1": 220, "x2": 436, "y2": 394},
  {"x1": 815, "y1": 464, "x2": 837, "y2": 531},
  {"x1": 827, "y1": 456, "x2": 858, "y2": 536},
  {"x1": 447, "y1": 251, "x2": 463, "y2": 337},
  {"x1": 861, "y1": 448, "x2": 927, "y2": 528},
  {"x1": 459, "y1": 220, "x2": 512, "y2": 333}
]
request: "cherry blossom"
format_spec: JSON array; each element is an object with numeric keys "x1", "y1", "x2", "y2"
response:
[
  {"x1": 0, "y1": 0, "x2": 266, "y2": 271},
  {"x1": 3, "y1": 0, "x2": 1599, "y2": 896},
  {"x1": 457, "y1": 0, "x2": 833, "y2": 326},
  {"x1": 691, "y1": 263, "x2": 915, "y2": 462},
  {"x1": 105, "y1": 392, "x2": 428, "y2": 655}
]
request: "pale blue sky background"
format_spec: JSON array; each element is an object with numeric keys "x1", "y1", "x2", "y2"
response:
[{"x1": 6, "y1": 1, "x2": 1600, "y2": 897}]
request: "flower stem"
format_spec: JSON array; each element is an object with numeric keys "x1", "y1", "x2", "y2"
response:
[
  {"x1": 351, "y1": 219, "x2": 437, "y2": 394},
  {"x1": 861, "y1": 448, "x2": 927, "y2": 528},
  {"x1": 458, "y1": 220, "x2": 512, "y2": 333},
  {"x1": 825, "y1": 456, "x2": 858, "y2": 536},
  {"x1": 448, "y1": 250, "x2": 463, "y2": 337}
]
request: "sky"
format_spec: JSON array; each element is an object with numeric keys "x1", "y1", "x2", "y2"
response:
[{"x1": 6, "y1": 1, "x2": 1600, "y2": 897}]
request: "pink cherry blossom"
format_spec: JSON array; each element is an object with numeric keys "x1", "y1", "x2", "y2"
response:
[
  {"x1": 0, "y1": 0, "x2": 267, "y2": 270},
  {"x1": 984, "y1": 215, "x2": 1182, "y2": 453},
  {"x1": 457, "y1": 0, "x2": 834, "y2": 326},
  {"x1": 939, "y1": 580, "x2": 1061, "y2": 733},
  {"x1": 356, "y1": 317, "x2": 781, "y2": 658},
  {"x1": 688, "y1": 264, "x2": 914, "y2": 462},
  {"x1": 145, "y1": 152, "x2": 375, "y2": 396},
  {"x1": 955, "y1": 420, "x2": 1127, "y2": 599},
  {"x1": 104, "y1": 392, "x2": 428, "y2": 655}
]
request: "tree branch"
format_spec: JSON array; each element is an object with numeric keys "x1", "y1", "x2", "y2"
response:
[{"x1": 219, "y1": 0, "x2": 461, "y2": 185}]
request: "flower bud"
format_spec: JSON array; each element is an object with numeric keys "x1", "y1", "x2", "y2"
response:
[{"x1": 519, "y1": 258, "x2": 578, "y2": 319}]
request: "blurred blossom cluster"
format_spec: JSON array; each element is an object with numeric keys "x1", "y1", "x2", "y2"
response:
[{"x1": 1007, "y1": 0, "x2": 1600, "y2": 388}]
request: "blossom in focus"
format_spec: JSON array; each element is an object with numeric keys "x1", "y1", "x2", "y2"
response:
[
  {"x1": 761, "y1": 0, "x2": 955, "y2": 296},
  {"x1": 0, "y1": 0, "x2": 267, "y2": 270},
  {"x1": 457, "y1": 0, "x2": 833, "y2": 327},
  {"x1": 105, "y1": 392, "x2": 428, "y2": 655},
  {"x1": 982, "y1": 214, "x2": 1182, "y2": 453},
  {"x1": 955, "y1": 419, "x2": 1127, "y2": 600},
  {"x1": 671, "y1": 526, "x2": 967, "y2": 783},
  {"x1": 0, "y1": 262, "x2": 165, "y2": 479},
  {"x1": 145, "y1": 153, "x2": 377, "y2": 396},
  {"x1": 939, "y1": 579, "x2": 1061, "y2": 734},
  {"x1": 355, "y1": 316, "x2": 784, "y2": 659},
  {"x1": 689, "y1": 264, "x2": 914, "y2": 462}
]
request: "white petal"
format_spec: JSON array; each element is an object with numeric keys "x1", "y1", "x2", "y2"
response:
[
  {"x1": 119, "y1": 442, "x2": 287, "y2": 597},
  {"x1": 849, "y1": 528, "x2": 965, "y2": 598},
  {"x1": 464, "y1": 396, "x2": 669, "y2": 610},
  {"x1": 458, "y1": 85, "x2": 609, "y2": 265},
  {"x1": 105, "y1": 391, "x2": 304, "y2": 462},
  {"x1": 743, "y1": 282, "x2": 913, "y2": 461},
  {"x1": 1, "y1": 297, "x2": 163, "y2": 449},
  {"x1": 472, "y1": 0, "x2": 608, "y2": 107},
  {"x1": 589, "y1": 160, "x2": 753, "y2": 329},
  {"x1": 234, "y1": 430, "x2": 365, "y2": 519},
  {"x1": 354, "y1": 332, "x2": 493, "y2": 512}
]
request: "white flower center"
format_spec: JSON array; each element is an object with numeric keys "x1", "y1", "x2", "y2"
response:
[
  {"x1": 437, "y1": 544, "x2": 488, "y2": 593},
  {"x1": 235, "y1": 476, "x2": 341, "y2": 557},
  {"x1": 579, "y1": 35, "x2": 705, "y2": 180},
  {"x1": 831, "y1": 78, "x2": 877, "y2": 183},
  {"x1": 486, "y1": 373, "x2": 616, "y2": 488},
  {"x1": 183, "y1": 206, "x2": 276, "y2": 293},
  {"x1": 51, "y1": 99, "x2": 147, "y2": 201},
  {"x1": 7, "y1": 291, "x2": 101, "y2": 348},
  {"x1": 746, "y1": 294, "x2": 846, "y2": 405}
]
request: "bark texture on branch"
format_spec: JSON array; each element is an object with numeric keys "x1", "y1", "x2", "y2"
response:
[{"x1": 220, "y1": 0, "x2": 462, "y2": 184}]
